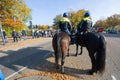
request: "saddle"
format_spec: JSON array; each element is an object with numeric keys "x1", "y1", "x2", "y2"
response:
[{"x1": 76, "y1": 32, "x2": 88, "y2": 46}]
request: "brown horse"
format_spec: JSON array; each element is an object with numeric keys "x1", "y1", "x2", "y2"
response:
[{"x1": 52, "y1": 32, "x2": 71, "y2": 73}]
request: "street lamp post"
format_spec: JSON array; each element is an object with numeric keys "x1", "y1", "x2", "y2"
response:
[
  {"x1": 0, "y1": 21, "x2": 5, "y2": 45},
  {"x1": 29, "y1": 21, "x2": 33, "y2": 29}
]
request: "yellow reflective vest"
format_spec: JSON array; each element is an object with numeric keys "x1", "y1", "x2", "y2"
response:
[{"x1": 60, "y1": 17, "x2": 70, "y2": 22}]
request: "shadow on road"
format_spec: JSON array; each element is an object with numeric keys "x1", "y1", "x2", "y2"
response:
[{"x1": 0, "y1": 44, "x2": 91, "y2": 79}]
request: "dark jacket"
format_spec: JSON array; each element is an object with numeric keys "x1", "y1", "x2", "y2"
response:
[
  {"x1": 59, "y1": 17, "x2": 72, "y2": 34},
  {"x1": 12, "y1": 31, "x2": 17, "y2": 38},
  {"x1": 77, "y1": 17, "x2": 92, "y2": 34},
  {"x1": 22, "y1": 30, "x2": 27, "y2": 36},
  {"x1": 2, "y1": 31, "x2": 6, "y2": 38}
]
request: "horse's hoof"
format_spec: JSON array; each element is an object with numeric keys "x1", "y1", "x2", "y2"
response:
[
  {"x1": 61, "y1": 72, "x2": 65, "y2": 74},
  {"x1": 75, "y1": 54, "x2": 78, "y2": 56},
  {"x1": 61, "y1": 71, "x2": 65, "y2": 74},
  {"x1": 89, "y1": 70, "x2": 93, "y2": 75},
  {"x1": 79, "y1": 53, "x2": 82, "y2": 55},
  {"x1": 66, "y1": 55, "x2": 69, "y2": 57}
]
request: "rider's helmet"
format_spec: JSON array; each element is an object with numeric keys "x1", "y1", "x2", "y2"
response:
[
  {"x1": 84, "y1": 11, "x2": 90, "y2": 17},
  {"x1": 63, "y1": 12, "x2": 68, "y2": 17}
]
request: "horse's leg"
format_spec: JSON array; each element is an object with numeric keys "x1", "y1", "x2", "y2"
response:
[
  {"x1": 88, "y1": 51, "x2": 97, "y2": 75},
  {"x1": 79, "y1": 46, "x2": 83, "y2": 55},
  {"x1": 54, "y1": 51, "x2": 59, "y2": 69},
  {"x1": 75, "y1": 43, "x2": 79, "y2": 56},
  {"x1": 61, "y1": 53, "x2": 66, "y2": 73},
  {"x1": 67, "y1": 48, "x2": 69, "y2": 57}
]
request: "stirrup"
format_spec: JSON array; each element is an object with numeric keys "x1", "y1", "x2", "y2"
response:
[{"x1": 80, "y1": 32, "x2": 84, "y2": 35}]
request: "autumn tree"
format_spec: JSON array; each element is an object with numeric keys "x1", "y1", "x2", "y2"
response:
[
  {"x1": 38, "y1": 25, "x2": 49, "y2": 30},
  {"x1": 94, "y1": 14, "x2": 120, "y2": 29},
  {"x1": 53, "y1": 14, "x2": 62, "y2": 29},
  {"x1": 0, "y1": 0, "x2": 31, "y2": 35},
  {"x1": 69, "y1": 9, "x2": 86, "y2": 28},
  {"x1": 93, "y1": 19, "x2": 107, "y2": 28},
  {"x1": 106, "y1": 14, "x2": 120, "y2": 28}
]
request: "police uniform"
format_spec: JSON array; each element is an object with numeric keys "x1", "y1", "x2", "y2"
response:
[
  {"x1": 77, "y1": 11, "x2": 92, "y2": 35},
  {"x1": 59, "y1": 17, "x2": 72, "y2": 35}
]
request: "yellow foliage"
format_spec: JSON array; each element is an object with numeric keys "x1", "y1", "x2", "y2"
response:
[
  {"x1": 2, "y1": 18, "x2": 23, "y2": 28},
  {"x1": 0, "y1": 0, "x2": 31, "y2": 28}
]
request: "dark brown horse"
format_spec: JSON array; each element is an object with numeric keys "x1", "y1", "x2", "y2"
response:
[
  {"x1": 52, "y1": 32, "x2": 71, "y2": 73},
  {"x1": 76, "y1": 32, "x2": 106, "y2": 75}
]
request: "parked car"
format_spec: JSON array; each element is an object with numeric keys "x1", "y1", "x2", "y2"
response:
[{"x1": 97, "y1": 28, "x2": 104, "y2": 32}]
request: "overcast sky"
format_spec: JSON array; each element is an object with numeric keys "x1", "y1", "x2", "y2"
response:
[{"x1": 25, "y1": 0, "x2": 120, "y2": 25}]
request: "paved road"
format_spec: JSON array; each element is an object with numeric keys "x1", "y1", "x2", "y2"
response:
[
  {"x1": 102, "y1": 33, "x2": 120, "y2": 80},
  {"x1": 0, "y1": 38, "x2": 53, "y2": 80},
  {"x1": 0, "y1": 33, "x2": 120, "y2": 80}
]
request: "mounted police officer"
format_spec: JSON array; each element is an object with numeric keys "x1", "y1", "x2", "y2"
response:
[
  {"x1": 77, "y1": 11, "x2": 92, "y2": 35},
  {"x1": 59, "y1": 12, "x2": 74, "y2": 44},
  {"x1": 59, "y1": 12, "x2": 73, "y2": 36}
]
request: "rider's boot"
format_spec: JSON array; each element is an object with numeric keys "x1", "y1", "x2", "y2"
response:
[{"x1": 70, "y1": 35, "x2": 75, "y2": 44}]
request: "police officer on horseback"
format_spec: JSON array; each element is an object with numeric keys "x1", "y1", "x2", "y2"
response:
[
  {"x1": 77, "y1": 11, "x2": 92, "y2": 35},
  {"x1": 59, "y1": 12, "x2": 73, "y2": 36}
]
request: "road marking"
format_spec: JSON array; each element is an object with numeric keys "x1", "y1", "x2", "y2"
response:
[
  {"x1": 5, "y1": 52, "x2": 52, "y2": 80},
  {"x1": 44, "y1": 52, "x2": 52, "y2": 58},
  {"x1": 5, "y1": 66, "x2": 27, "y2": 80},
  {"x1": 111, "y1": 75, "x2": 116, "y2": 80}
]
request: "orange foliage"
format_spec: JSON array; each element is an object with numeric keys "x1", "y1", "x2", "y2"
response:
[{"x1": 2, "y1": 18, "x2": 23, "y2": 28}]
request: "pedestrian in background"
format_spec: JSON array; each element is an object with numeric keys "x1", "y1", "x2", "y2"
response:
[
  {"x1": 2, "y1": 30, "x2": 8, "y2": 43},
  {"x1": 12, "y1": 30, "x2": 18, "y2": 42},
  {"x1": 22, "y1": 29, "x2": 27, "y2": 40},
  {"x1": 31, "y1": 29, "x2": 35, "y2": 39},
  {"x1": 17, "y1": 31, "x2": 22, "y2": 41}
]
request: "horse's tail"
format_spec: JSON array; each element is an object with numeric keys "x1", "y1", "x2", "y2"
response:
[
  {"x1": 56, "y1": 34, "x2": 61, "y2": 60},
  {"x1": 96, "y1": 35, "x2": 106, "y2": 74}
]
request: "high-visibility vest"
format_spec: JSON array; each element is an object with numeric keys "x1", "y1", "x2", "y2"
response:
[
  {"x1": 83, "y1": 17, "x2": 92, "y2": 21},
  {"x1": 60, "y1": 17, "x2": 70, "y2": 22}
]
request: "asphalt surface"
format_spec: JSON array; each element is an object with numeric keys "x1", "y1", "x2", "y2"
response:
[
  {"x1": 0, "y1": 33, "x2": 120, "y2": 80},
  {"x1": 0, "y1": 37, "x2": 53, "y2": 80}
]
